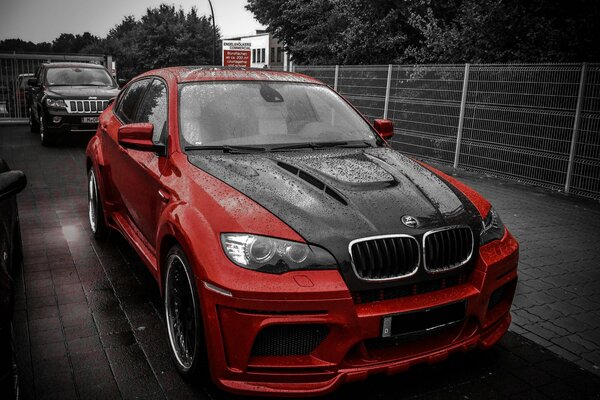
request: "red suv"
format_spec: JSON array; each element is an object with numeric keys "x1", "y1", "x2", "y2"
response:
[{"x1": 85, "y1": 67, "x2": 518, "y2": 397}]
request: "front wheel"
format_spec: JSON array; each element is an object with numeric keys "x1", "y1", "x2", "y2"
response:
[
  {"x1": 40, "y1": 115, "x2": 55, "y2": 146},
  {"x1": 87, "y1": 168, "x2": 108, "y2": 239},
  {"x1": 29, "y1": 108, "x2": 39, "y2": 133},
  {"x1": 164, "y1": 245, "x2": 208, "y2": 378}
]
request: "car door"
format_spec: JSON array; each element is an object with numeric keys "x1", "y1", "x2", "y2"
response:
[
  {"x1": 30, "y1": 66, "x2": 44, "y2": 119},
  {"x1": 103, "y1": 78, "x2": 168, "y2": 252},
  {"x1": 125, "y1": 78, "x2": 169, "y2": 244}
]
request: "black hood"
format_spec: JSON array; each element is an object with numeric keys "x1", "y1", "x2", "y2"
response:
[
  {"x1": 189, "y1": 147, "x2": 483, "y2": 290},
  {"x1": 45, "y1": 86, "x2": 119, "y2": 99}
]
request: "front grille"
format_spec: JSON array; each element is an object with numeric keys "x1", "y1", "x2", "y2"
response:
[
  {"x1": 350, "y1": 235, "x2": 420, "y2": 280},
  {"x1": 352, "y1": 272, "x2": 470, "y2": 304},
  {"x1": 423, "y1": 226, "x2": 474, "y2": 273},
  {"x1": 66, "y1": 100, "x2": 109, "y2": 114},
  {"x1": 250, "y1": 324, "x2": 328, "y2": 357}
]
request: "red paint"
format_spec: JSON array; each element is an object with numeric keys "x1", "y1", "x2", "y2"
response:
[{"x1": 86, "y1": 68, "x2": 518, "y2": 397}]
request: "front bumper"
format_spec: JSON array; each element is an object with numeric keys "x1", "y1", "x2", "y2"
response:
[
  {"x1": 44, "y1": 108, "x2": 100, "y2": 134},
  {"x1": 199, "y1": 230, "x2": 519, "y2": 397}
]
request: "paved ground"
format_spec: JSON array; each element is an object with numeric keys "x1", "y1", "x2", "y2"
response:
[
  {"x1": 1, "y1": 125, "x2": 599, "y2": 400},
  {"x1": 435, "y1": 164, "x2": 600, "y2": 374}
]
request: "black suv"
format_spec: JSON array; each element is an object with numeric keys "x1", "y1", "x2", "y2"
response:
[{"x1": 28, "y1": 62, "x2": 120, "y2": 145}]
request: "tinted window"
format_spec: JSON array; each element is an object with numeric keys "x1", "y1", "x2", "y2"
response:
[
  {"x1": 117, "y1": 79, "x2": 150, "y2": 122},
  {"x1": 136, "y1": 79, "x2": 168, "y2": 143},
  {"x1": 46, "y1": 67, "x2": 115, "y2": 87}
]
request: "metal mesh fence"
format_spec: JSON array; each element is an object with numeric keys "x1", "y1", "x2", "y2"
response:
[{"x1": 296, "y1": 63, "x2": 600, "y2": 200}]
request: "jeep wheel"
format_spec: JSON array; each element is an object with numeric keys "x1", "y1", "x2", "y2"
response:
[
  {"x1": 40, "y1": 115, "x2": 55, "y2": 146},
  {"x1": 29, "y1": 108, "x2": 39, "y2": 133}
]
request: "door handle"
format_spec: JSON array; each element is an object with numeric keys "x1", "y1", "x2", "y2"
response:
[{"x1": 158, "y1": 189, "x2": 171, "y2": 203}]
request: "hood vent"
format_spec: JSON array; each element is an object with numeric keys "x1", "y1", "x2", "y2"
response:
[{"x1": 277, "y1": 161, "x2": 347, "y2": 205}]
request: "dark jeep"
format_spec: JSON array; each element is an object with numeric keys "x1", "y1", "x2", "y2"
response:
[{"x1": 28, "y1": 62, "x2": 120, "y2": 145}]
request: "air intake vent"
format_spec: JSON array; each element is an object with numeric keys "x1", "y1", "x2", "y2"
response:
[
  {"x1": 277, "y1": 161, "x2": 347, "y2": 205},
  {"x1": 251, "y1": 324, "x2": 328, "y2": 357},
  {"x1": 352, "y1": 272, "x2": 470, "y2": 304},
  {"x1": 423, "y1": 226, "x2": 474, "y2": 273},
  {"x1": 350, "y1": 235, "x2": 420, "y2": 280}
]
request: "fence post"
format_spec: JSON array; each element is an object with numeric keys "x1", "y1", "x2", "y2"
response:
[
  {"x1": 334, "y1": 65, "x2": 339, "y2": 91},
  {"x1": 383, "y1": 64, "x2": 393, "y2": 119},
  {"x1": 565, "y1": 63, "x2": 588, "y2": 194},
  {"x1": 454, "y1": 63, "x2": 471, "y2": 168}
]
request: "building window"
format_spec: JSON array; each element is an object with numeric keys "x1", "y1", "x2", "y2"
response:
[
  {"x1": 277, "y1": 47, "x2": 282, "y2": 63},
  {"x1": 261, "y1": 48, "x2": 266, "y2": 63},
  {"x1": 270, "y1": 47, "x2": 275, "y2": 62},
  {"x1": 252, "y1": 49, "x2": 256, "y2": 63}
]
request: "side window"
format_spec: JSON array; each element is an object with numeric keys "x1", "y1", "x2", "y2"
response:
[
  {"x1": 136, "y1": 79, "x2": 168, "y2": 144},
  {"x1": 116, "y1": 79, "x2": 150, "y2": 122}
]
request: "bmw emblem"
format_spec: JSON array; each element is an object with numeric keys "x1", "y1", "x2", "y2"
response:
[{"x1": 401, "y1": 215, "x2": 419, "y2": 228}]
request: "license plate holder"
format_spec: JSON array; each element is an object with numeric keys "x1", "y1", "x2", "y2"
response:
[
  {"x1": 82, "y1": 116, "x2": 99, "y2": 124},
  {"x1": 381, "y1": 301, "x2": 466, "y2": 338}
]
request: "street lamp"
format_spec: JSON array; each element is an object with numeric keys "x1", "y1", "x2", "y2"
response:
[{"x1": 207, "y1": 0, "x2": 216, "y2": 65}]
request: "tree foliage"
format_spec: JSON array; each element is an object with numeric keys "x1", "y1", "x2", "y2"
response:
[
  {"x1": 0, "y1": 4, "x2": 221, "y2": 79},
  {"x1": 246, "y1": 0, "x2": 600, "y2": 64}
]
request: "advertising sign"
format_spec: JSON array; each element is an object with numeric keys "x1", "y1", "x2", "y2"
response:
[{"x1": 223, "y1": 41, "x2": 251, "y2": 67}]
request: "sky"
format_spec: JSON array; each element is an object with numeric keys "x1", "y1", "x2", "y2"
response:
[{"x1": 0, "y1": 0, "x2": 265, "y2": 43}]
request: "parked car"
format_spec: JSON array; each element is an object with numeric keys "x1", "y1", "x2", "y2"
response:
[
  {"x1": 85, "y1": 67, "x2": 519, "y2": 397},
  {"x1": 0, "y1": 159, "x2": 27, "y2": 399},
  {"x1": 7, "y1": 73, "x2": 34, "y2": 119},
  {"x1": 28, "y1": 62, "x2": 120, "y2": 145}
]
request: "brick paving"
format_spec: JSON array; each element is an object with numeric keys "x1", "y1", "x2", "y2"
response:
[
  {"x1": 1, "y1": 125, "x2": 599, "y2": 399},
  {"x1": 433, "y1": 165, "x2": 600, "y2": 375}
]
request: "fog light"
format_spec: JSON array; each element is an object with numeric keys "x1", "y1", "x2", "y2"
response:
[{"x1": 52, "y1": 116, "x2": 62, "y2": 124}]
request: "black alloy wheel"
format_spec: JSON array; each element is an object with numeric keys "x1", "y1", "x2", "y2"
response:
[
  {"x1": 164, "y1": 245, "x2": 208, "y2": 377},
  {"x1": 87, "y1": 168, "x2": 108, "y2": 239}
]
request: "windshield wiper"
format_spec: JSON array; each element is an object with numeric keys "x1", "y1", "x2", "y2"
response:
[
  {"x1": 270, "y1": 141, "x2": 374, "y2": 151},
  {"x1": 184, "y1": 145, "x2": 267, "y2": 154}
]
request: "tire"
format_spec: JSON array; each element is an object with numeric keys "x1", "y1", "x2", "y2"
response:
[
  {"x1": 29, "y1": 108, "x2": 39, "y2": 133},
  {"x1": 87, "y1": 168, "x2": 108, "y2": 240},
  {"x1": 164, "y1": 245, "x2": 209, "y2": 378},
  {"x1": 40, "y1": 115, "x2": 55, "y2": 146}
]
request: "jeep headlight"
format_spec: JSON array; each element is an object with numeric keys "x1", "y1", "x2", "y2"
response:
[
  {"x1": 45, "y1": 98, "x2": 67, "y2": 108},
  {"x1": 221, "y1": 233, "x2": 337, "y2": 274},
  {"x1": 480, "y1": 207, "x2": 505, "y2": 245}
]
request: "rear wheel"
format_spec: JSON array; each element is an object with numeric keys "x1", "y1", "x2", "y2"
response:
[
  {"x1": 164, "y1": 245, "x2": 208, "y2": 378},
  {"x1": 87, "y1": 168, "x2": 108, "y2": 240}
]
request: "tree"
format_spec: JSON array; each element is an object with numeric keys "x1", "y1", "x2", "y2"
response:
[
  {"x1": 105, "y1": 5, "x2": 220, "y2": 79},
  {"x1": 51, "y1": 32, "x2": 100, "y2": 54},
  {"x1": 246, "y1": 0, "x2": 600, "y2": 64},
  {"x1": 245, "y1": 0, "x2": 434, "y2": 64}
]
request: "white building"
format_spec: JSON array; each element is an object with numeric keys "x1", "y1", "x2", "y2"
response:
[{"x1": 222, "y1": 31, "x2": 290, "y2": 69}]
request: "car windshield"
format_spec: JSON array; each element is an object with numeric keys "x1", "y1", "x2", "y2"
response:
[
  {"x1": 179, "y1": 82, "x2": 377, "y2": 150},
  {"x1": 46, "y1": 67, "x2": 115, "y2": 87}
]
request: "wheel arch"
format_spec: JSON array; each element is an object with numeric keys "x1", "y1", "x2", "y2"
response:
[{"x1": 156, "y1": 209, "x2": 215, "y2": 297}]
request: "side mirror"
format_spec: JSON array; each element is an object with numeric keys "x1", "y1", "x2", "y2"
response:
[
  {"x1": 373, "y1": 119, "x2": 394, "y2": 140},
  {"x1": 0, "y1": 170, "x2": 27, "y2": 202},
  {"x1": 27, "y1": 78, "x2": 39, "y2": 87},
  {"x1": 118, "y1": 79, "x2": 128, "y2": 88},
  {"x1": 118, "y1": 123, "x2": 166, "y2": 156}
]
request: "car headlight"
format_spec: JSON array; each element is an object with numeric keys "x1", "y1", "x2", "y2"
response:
[
  {"x1": 45, "y1": 98, "x2": 66, "y2": 108},
  {"x1": 480, "y1": 207, "x2": 505, "y2": 245},
  {"x1": 221, "y1": 233, "x2": 337, "y2": 274}
]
